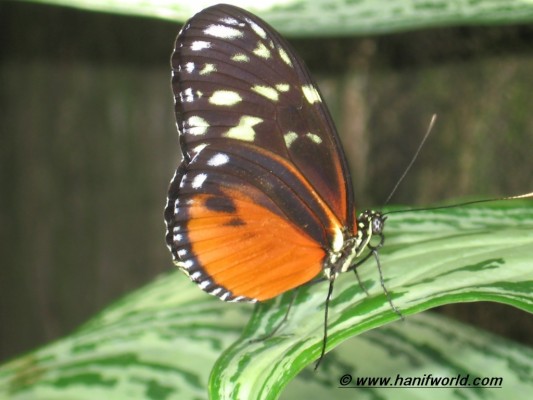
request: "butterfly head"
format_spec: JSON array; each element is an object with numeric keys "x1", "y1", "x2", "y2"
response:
[{"x1": 358, "y1": 209, "x2": 386, "y2": 250}]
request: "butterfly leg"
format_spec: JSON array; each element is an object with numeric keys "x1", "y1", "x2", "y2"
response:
[
  {"x1": 350, "y1": 233, "x2": 403, "y2": 319},
  {"x1": 370, "y1": 249, "x2": 403, "y2": 319},
  {"x1": 351, "y1": 251, "x2": 374, "y2": 296}
]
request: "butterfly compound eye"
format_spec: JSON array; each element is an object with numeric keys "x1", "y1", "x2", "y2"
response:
[{"x1": 371, "y1": 213, "x2": 385, "y2": 235}]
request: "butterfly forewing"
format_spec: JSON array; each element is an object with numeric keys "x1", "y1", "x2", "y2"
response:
[{"x1": 165, "y1": 4, "x2": 357, "y2": 302}]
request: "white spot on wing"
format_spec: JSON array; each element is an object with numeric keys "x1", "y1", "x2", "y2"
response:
[
  {"x1": 251, "y1": 85, "x2": 279, "y2": 101},
  {"x1": 184, "y1": 62, "x2": 195, "y2": 73},
  {"x1": 207, "y1": 153, "x2": 230, "y2": 166},
  {"x1": 220, "y1": 292, "x2": 230, "y2": 301},
  {"x1": 181, "y1": 87, "x2": 194, "y2": 103},
  {"x1": 231, "y1": 53, "x2": 250, "y2": 62},
  {"x1": 180, "y1": 88, "x2": 202, "y2": 103},
  {"x1": 192, "y1": 143, "x2": 208, "y2": 154},
  {"x1": 253, "y1": 42, "x2": 271, "y2": 59},
  {"x1": 223, "y1": 116, "x2": 263, "y2": 142},
  {"x1": 229, "y1": 295, "x2": 246, "y2": 302},
  {"x1": 199, "y1": 63, "x2": 216, "y2": 75},
  {"x1": 199, "y1": 280, "x2": 211, "y2": 289},
  {"x1": 278, "y1": 48, "x2": 293, "y2": 67},
  {"x1": 275, "y1": 83, "x2": 290, "y2": 92},
  {"x1": 220, "y1": 17, "x2": 241, "y2": 26},
  {"x1": 204, "y1": 24, "x2": 243, "y2": 39},
  {"x1": 191, "y1": 41, "x2": 211, "y2": 51},
  {"x1": 302, "y1": 84, "x2": 322, "y2": 104},
  {"x1": 246, "y1": 18, "x2": 267, "y2": 39},
  {"x1": 191, "y1": 173, "x2": 207, "y2": 189},
  {"x1": 284, "y1": 131, "x2": 298, "y2": 148},
  {"x1": 180, "y1": 174, "x2": 188, "y2": 188},
  {"x1": 187, "y1": 116, "x2": 209, "y2": 136},
  {"x1": 191, "y1": 271, "x2": 202, "y2": 280},
  {"x1": 306, "y1": 132, "x2": 322, "y2": 144},
  {"x1": 209, "y1": 90, "x2": 242, "y2": 106}
]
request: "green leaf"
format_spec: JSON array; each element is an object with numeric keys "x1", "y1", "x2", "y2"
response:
[
  {"x1": 0, "y1": 204, "x2": 532, "y2": 400},
  {"x1": 0, "y1": 273, "x2": 253, "y2": 400},
  {"x1": 283, "y1": 311, "x2": 533, "y2": 399},
  {"x1": 21, "y1": 0, "x2": 533, "y2": 36},
  {"x1": 210, "y1": 203, "x2": 533, "y2": 399}
]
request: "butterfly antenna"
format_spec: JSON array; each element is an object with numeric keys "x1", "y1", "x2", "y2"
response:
[
  {"x1": 385, "y1": 191, "x2": 533, "y2": 216},
  {"x1": 315, "y1": 274, "x2": 336, "y2": 370},
  {"x1": 383, "y1": 114, "x2": 437, "y2": 206}
]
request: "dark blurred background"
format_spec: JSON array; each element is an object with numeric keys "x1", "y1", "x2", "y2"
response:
[{"x1": 1, "y1": 1, "x2": 532, "y2": 363}]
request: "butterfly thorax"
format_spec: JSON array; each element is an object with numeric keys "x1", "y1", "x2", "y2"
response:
[{"x1": 324, "y1": 210, "x2": 385, "y2": 279}]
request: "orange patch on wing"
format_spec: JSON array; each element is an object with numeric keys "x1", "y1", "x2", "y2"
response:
[{"x1": 186, "y1": 193, "x2": 325, "y2": 301}]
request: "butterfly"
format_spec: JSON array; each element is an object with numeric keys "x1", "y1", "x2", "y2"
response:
[{"x1": 164, "y1": 3, "x2": 388, "y2": 363}]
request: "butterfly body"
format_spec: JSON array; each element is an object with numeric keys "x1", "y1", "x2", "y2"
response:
[{"x1": 165, "y1": 4, "x2": 384, "y2": 304}]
